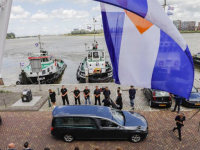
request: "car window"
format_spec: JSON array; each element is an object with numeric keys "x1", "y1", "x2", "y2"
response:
[
  {"x1": 98, "y1": 119, "x2": 118, "y2": 128},
  {"x1": 54, "y1": 117, "x2": 97, "y2": 129},
  {"x1": 111, "y1": 109, "x2": 124, "y2": 126},
  {"x1": 155, "y1": 91, "x2": 169, "y2": 96}
]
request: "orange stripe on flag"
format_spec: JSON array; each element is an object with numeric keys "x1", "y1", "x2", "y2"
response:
[{"x1": 125, "y1": 11, "x2": 153, "y2": 34}]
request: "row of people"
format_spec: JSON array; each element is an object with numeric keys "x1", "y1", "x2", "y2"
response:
[
  {"x1": 49, "y1": 85, "x2": 136, "y2": 109},
  {"x1": 7, "y1": 142, "x2": 50, "y2": 150}
]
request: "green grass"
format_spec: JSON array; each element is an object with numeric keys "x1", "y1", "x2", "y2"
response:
[
  {"x1": 180, "y1": 31, "x2": 200, "y2": 33},
  {"x1": 0, "y1": 90, "x2": 11, "y2": 93},
  {"x1": 62, "y1": 34, "x2": 104, "y2": 36}
]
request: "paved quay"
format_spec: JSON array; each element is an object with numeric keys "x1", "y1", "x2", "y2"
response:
[
  {"x1": 0, "y1": 83, "x2": 199, "y2": 150},
  {"x1": 0, "y1": 111, "x2": 199, "y2": 150}
]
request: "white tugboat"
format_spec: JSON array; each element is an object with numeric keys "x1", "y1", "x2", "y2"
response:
[
  {"x1": 17, "y1": 35, "x2": 67, "y2": 84},
  {"x1": 76, "y1": 18, "x2": 113, "y2": 83}
]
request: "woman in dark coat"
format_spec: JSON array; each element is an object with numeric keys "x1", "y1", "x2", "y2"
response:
[
  {"x1": 49, "y1": 89, "x2": 56, "y2": 108},
  {"x1": 116, "y1": 92, "x2": 123, "y2": 110}
]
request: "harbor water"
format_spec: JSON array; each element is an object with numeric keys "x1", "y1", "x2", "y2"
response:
[{"x1": 2, "y1": 33, "x2": 200, "y2": 85}]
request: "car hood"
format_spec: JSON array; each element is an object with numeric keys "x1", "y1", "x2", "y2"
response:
[
  {"x1": 188, "y1": 93, "x2": 200, "y2": 102},
  {"x1": 123, "y1": 111, "x2": 147, "y2": 127}
]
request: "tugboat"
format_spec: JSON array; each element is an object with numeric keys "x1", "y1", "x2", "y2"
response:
[
  {"x1": 192, "y1": 53, "x2": 200, "y2": 65},
  {"x1": 16, "y1": 35, "x2": 67, "y2": 85},
  {"x1": 76, "y1": 19, "x2": 113, "y2": 83}
]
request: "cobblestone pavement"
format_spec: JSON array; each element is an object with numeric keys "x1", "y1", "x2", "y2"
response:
[{"x1": 0, "y1": 111, "x2": 199, "y2": 150}]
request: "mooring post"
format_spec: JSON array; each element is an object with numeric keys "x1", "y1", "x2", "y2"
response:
[
  {"x1": 57, "y1": 88, "x2": 60, "y2": 95},
  {"x1": 85, "y1": 68, "x2": 89, "y2": 83}
]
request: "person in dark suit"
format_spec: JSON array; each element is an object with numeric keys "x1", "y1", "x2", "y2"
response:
[
  {"x1": 129, "y1": 86, "x2": 136, "y2": 108},
  {"x1": 23, "y1": 141, "x2": 33, "y2": 150},
  {"x1": 173, "y1": 113, "x2": 186, "y2": 141},
  {"x1": 49, "y1": 89, "x2": 56, "y2": 108},
  {"x1": 7, "y1": 143, "x2": 16, "y2": 150},
  {"x1": 171, "y1": 94, "x2": 182, "y2": 113},
  {"x1": 103, "y1": 86, "x2": 111, "y2": 99},
  {"x1": 74, "y1": 87, "x2": 81, "y2": 105},
  {"x1": 116, "y1": 92, "x2": 123, "y2": 110},
  {"x1": 60, "y1": 85, "x2": 69, "y2": 105},
  {"x1": 102, "y1": 96, "x2": 111, "y2": 107},
  {"x1": 94, "y1": 86, "x2": 101, "y2": 105}
]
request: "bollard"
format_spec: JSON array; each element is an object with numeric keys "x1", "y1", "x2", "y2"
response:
[
  {"x1": 48, "y1": 97, "x2": 51, "y2": 107},
  {"x1": 3, "y1": 99, "x2": 6, "y2": 108},
  {"x1": 57, "y1": 88, "x2": 60, "y2": 95}
]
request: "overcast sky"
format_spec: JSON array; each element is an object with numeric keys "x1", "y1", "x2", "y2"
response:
[{"x1": 6, "y1": 0, "x2": 200, "y2": 36}]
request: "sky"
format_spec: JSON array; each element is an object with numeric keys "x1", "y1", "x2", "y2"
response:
[{"x1": 5, "y1": 0, "x2": 200, "y2": 37}]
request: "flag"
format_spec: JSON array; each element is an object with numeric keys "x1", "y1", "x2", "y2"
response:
[
  {"x1": 98, "y1": 1, "x2": 194, "y2": 99},
  {"x1": 87, "y1": 26, "x2": 92, "y2": 30},
  {"x1": 35, "y1": 43, "x2": 38, "y2": 47},
  {"x1": 20, "y1": 63, "x2": 24, "y2": 67},
  {"x1": 167, "y1": 11, "x2": 173, "y2": 16},
  {"x1": 168, "y1": 6, "x2": 174, "y2": 10}
]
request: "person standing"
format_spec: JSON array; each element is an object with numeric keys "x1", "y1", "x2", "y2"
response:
[
  {"x1": 116, "y1": 87, "x2": 122, "y2": 96},
  {"x1": 116, "y1": 92, "x2": 123, "y2": 110},
  {"x1": 23, "y1": 141, "x2": 33, "y2": 150},
  {"x1": 94, "y1": 86, "x2": 101, "y2": 105},
  {"x1": 49, "y1": 89, "x2": 56, "y2": 108},
  {"x1": 103, "y1": 86, "x2": 111, "y2": 99},
  {"x1": 173, "y1": 113, "x2": 186, "y2": 141},
  {"x1": 129, "y1": 86, "x2": 136, "y2": 108},
  {"x1": 172, "y1": 94, "x2": 182, "y2": 113},
  {"x1": 83, "y1": 86, "x2": 91, "y2": 105},
  {"x1": 60, "y1": 85, "x2": 69, "y2": 105},
  {"x1": 74, "y1": 87, "x2": 81, "y2": 105},
  {"x1": 7, "y1": 143, "x2": 16, "y2": 150},
  {"x1": 102, "y1": 96, "x2": 112, "y2": 107}
]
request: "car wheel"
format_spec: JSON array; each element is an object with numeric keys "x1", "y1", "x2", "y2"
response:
[
  {"x1": 63, "y1": 134, "x2": 74, "y2": 142},
  {"x1": 149, "y1": 101, "x2": 152, "y2": 107},
  {"x1": 130, "y1": 134, "x2": 142, "y2": 143}
]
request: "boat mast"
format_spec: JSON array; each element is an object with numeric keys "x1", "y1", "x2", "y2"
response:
[{"x1": 93, "y1": 17, "x2": 96, "y2": 42}]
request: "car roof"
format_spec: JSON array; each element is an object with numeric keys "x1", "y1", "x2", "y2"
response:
[{"x1": 52, "y1": 105, "x2": 113, "y2": 120}]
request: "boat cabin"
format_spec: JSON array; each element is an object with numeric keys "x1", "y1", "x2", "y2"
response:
[{"x1": 86, "y1": 49, "x2": 106, "y2": 74}]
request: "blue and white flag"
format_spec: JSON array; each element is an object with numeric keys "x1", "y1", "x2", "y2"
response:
[
  {"x1": 20, "y1": 63, "x2": 24, "y2": 67},
  {"x1": 35, "y1": 43, "x2": 39, "y2": 47},
  {"x1": 167, "y1": 11, "x2": 173, "y2": 16},
  {"x1": 95, "y1": 0, "x2": 194, "y2": 99},
  {"x1": 168, "y1": 6, "x2": 174, "y2": 10},
  {"x1": 87, "y1": 26, "x2": 92, "y2": 30}
]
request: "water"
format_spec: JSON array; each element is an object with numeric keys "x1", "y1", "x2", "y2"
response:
[
  {"x1": 2, "y1": 33, "x2": 200, "y2": 85},
  {"x1": 2, "y1": 35, "x2": 110, "y2": 85}
]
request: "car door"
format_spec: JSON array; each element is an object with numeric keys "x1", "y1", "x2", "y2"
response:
[
  {"x1": 98, "y1": 119, "x2": 127, "y2": 139},
  {"x1": 59, "y1": 117, "x2": 98, "y2": 139}
]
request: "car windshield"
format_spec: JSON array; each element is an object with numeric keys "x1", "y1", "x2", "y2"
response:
[
  {"x1": 155, "y1": 90, "x2": 169, "y2": 97},
  {"x1": 111, "y1": 109, "x2": 124, "y2": 126}
]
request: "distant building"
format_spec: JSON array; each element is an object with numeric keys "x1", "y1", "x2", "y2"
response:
[
  {"x1": 198, "y1": 22, "x2": 200, "y2": 30},
  {"x1": 173, "y1": 20, "x2": 196, "y2": 31},
  {"x1": 173, "y1": 20, "x2": 181, "y2": 30},
  {"x1": 187, "y1": 21, "x2": 196, "y2": 31},
  {"x1": 74, "y1": 28, "x2": 79, "y2": 31}
]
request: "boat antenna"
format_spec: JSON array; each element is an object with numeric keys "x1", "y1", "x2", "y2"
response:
[{"x1": 38, "y1": 35, "x2": 44, "y2": 51}]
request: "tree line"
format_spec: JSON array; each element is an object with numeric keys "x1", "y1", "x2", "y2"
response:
[
  {"x1": 6, "y1": 32, "x2": 15, "y2": 39},
  {"x1": 71, "y1": 29, "x2": 103, "y2": 35}
]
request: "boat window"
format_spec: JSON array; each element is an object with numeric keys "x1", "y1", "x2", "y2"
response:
[
  {"x1": 47, "y1": 68, "x2": 50, "y2": 72},
  {"x1": 93, "y1": 52, "x2": 99, "y2": 59},
  {"x1": 51, "y1": 66, "x2": 53, "y2": 70},
  {"x1": 88, "y1": 52, "x2": 92, "y2": 60},
  {"x1": 102, "y1": 52, "x2": 104, "y2": 58},
  {"x1": 54, "y1": 117, "x2": 97, "y2": 129},
  {"x1": 42, "y1": 70, "x2": 46, "y2": 75}
]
